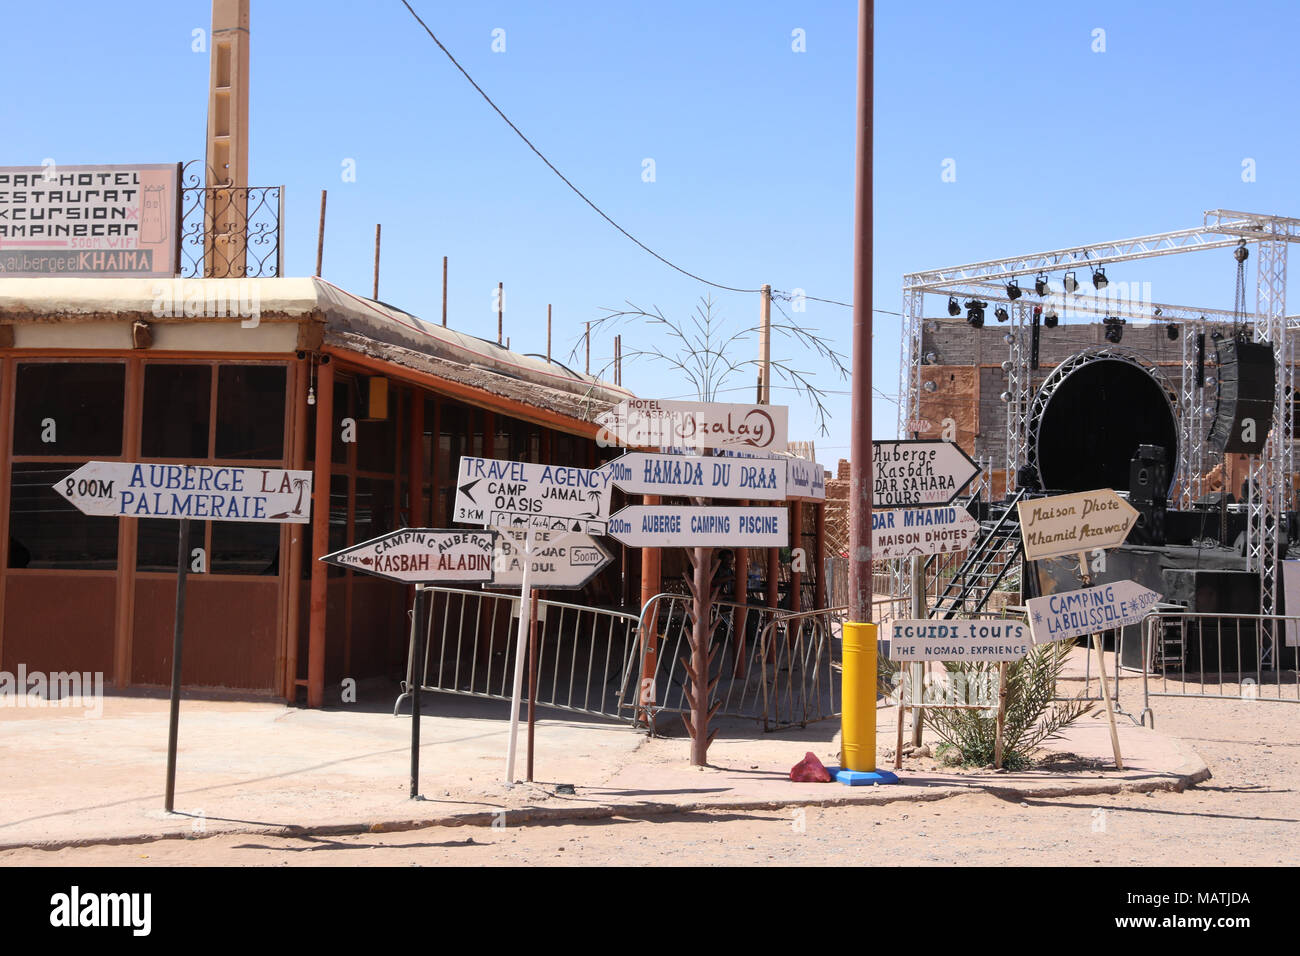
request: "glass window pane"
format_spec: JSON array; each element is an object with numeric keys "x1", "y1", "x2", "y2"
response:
[
  {"x1": 215, "y1": 365, "x2": 286, "y2": 460},
  {"x1": 136, "y1": 518, "x2": 203, "y2": 573},
  {"x1": 356, "y1": 416, "x2": 397, "y2": 474},
  {"x1": 210, "y1": 522, "x2": 281, "y2": 575},
  {"x1": 353, "y1": 477, "x2": 395, "y2": 544},
  {"x1": 14, "y1": 363, "x2": 124, "y2": 456},
  {"x1": 141, "y1": 364, "x2": 212, "y2": 459},
  {"x1": 9, "y1": 463, "x2": 118, "y2": 569},
  {"x1": 327, "y1": 474, "x2": 348, "y2": 576}
]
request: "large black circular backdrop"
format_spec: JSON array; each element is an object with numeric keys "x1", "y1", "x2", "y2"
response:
[{"x1": 1034, "y1": 358, "x2": 1178, "y2": 494}]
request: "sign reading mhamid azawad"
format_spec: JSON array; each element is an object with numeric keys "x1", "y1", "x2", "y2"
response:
[
  {"x1": 1017, "y1": 488, "x2": 1138, "y2": 561},
  {"x1": 0, "y1": 163, "x2": 179, "y2": 277}
]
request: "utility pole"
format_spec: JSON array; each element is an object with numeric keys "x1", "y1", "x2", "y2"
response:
[{"x1": 759, "y1": 284, "x2": 772, "y2": 403}]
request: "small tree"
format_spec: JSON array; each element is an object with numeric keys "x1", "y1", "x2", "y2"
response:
[{"x1": 577, "y1": 295, "x2": 847, "y2": 765}]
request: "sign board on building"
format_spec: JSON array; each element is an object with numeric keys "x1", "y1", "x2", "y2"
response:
[
  {"x1": 0, "y1": 163, "x2": 180, "y2": 277},
  {"x1": 785, "y1": 457, "x2": 826, "y2": 502},
  {"x1": 607, "y1": 505, "x2": 788, "y2": 548},
  {"x1": 1017, "y1": 489, "x2": 1138, "y2": 561},
  {"x1": 871, "y1": 505, "x2": 981, "y2": 560},
  {"x1": 595, "y1": 399, "x2": 788, "y2": 453},
  {"x1": 889, "y1": 620, "x2": 1032, "y2": 662},
  {"x1": 453, "y1": 456, "x2": 612, "y2": 534},
  {"x1": 487, "y1": 527, "x2": 612, "y2": 590},
  {"x1": 600, "y1": 451, "x2": 786, "y2": 501},
  {"x1": 55, "y1": 462, "x2": 312, "y2": 523},
  {"x1": 871, "y1": 440, "x2": 980, "y2": 509},
  {"x1": 320, "y1": 529, "x2": 496, "y2": 584},
  {"x1": 1025, "y1": 580, "x2": 1162, "y2": 644}
]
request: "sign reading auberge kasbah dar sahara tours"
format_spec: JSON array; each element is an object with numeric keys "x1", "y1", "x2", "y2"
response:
[{"x1": 0, "y1": 163, "x2": 179, "y2": 277}]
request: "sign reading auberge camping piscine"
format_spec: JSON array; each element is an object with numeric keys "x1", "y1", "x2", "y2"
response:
[
  {"x1": 0, "y1": 163, "x2": 180, "y2": 277},
  {"x1": 595, "y1": 399, "x2": 788, "y2": 453},
  {"x1": 55, "y1": 462, "x2": 312, "y2": 523}
]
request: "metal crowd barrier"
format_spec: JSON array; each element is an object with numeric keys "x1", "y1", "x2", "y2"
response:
[{"x1": 394, "y1": 586, "x2": 642, "y2": 722}]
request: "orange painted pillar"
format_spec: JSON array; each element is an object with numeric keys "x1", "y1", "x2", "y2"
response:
[
  {"x1": 638, "y1": 495, "x2": 662, "y2": 718},
  {"x1": 307, "y1": 358, "x2": 334, "y2": 708},
  {"x1": 790, "y1": 501, "x2": 803, "y2": 615},
  {"x1": 815, "y1": 502, "x2": 827, "y2": 609}
]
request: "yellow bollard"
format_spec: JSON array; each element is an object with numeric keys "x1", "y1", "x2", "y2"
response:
[{"x1": 841, "y1": 621, "x2": 877, "y2": 772}]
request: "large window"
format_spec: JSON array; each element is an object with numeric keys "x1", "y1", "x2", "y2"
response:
[
  {"x1": 215, "y1": 365, "x2": 286, "y2": 460},
  {"x1": 9, "y1": 463, "x2": 119, "y2": 569},
  {"x1": 13, "y1": 362, "x2": 124, "y2": 456},
  {"x1": 141, "y1": 364, "x2": 212, "y2": 459}
]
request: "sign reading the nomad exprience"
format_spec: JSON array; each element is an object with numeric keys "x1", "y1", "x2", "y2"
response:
[
  {"x1": 889, "y1": 620, "x2": 1031, "y2": 662},
  {"x1": 871, "y1": 440, "x2": 980, "y2": 509},
  {"x1": 595, "y1": 399, "x2": 788, "y2": 453},
  {"x1": 55, "y1": 462, "x2": 312, "y2": 523},
  {"x1": 1017, "y1": 489, "x2": 1138, "y2": 561},
  {"x1": 0, "y1": 163, "x2": 179, "y2": 277}
]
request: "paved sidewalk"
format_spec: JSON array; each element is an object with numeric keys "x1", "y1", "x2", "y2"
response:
[{"x1": 0, "y1": 678, "x2": 1208, "y2": 851}]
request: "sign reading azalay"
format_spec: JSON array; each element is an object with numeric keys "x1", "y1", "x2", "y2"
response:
[{"x1": 596, "y1": 399, "x2": 788, "y2": 452}]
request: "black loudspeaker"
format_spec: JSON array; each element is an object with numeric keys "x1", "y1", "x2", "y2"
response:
[
  {"x1": 1207, "y1": 338, "x2": 1276, "y2": 455},
  {"x1": 1128, "y1": 443, "x2": 1168, "y2": 506},
  {"x1": 1129, "y1": 503, "x2": 1167, "y2": 546}
]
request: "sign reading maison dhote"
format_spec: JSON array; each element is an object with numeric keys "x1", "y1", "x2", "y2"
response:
[
  {"x1": 785, "y1": 457, "x2": 826, "y2": 501},
  {"x1": 487, "y1": 527, "x2": 613, "y2": 590},
  {"x1": 55, "y1": 462, "x2": 312, "y2": 523},
  {"x1": 0, "y1": 163, "x2": 180, "y2": 277},
  {"x1": 595, "y1": 399, "x2": 788, "y2": 453},
  {"x1": 889, "y1": 620, "x2": 1032, "y2": 662},
  {"x1": 320, "y1": 529, "x2": 496, "y2": 584},
  {"x1": 1016, "y1": 489, "x2": 1138, "y2": 561},
  {"x1": 600, "y1": 451, "x2": 786, "y2": 501},
  {"x1": 606, "y1": 505, "x2": 788, "y2": 548},
  {"x1": 871, "y1": 440, "x2": 980, "y2": 509},
  {"x1": 871, "y1": 505, "x2": 980, "y2": 559},
  {"x1": 1026, "y1": 580, "x2": 1163, "y2": 644},
  {"x1": 453, "y1": 456, "x2": 612, "y2": 534}
]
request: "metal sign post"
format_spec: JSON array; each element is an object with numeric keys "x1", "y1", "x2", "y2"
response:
[
  {"x1": 504, "y1": 525, "x2": 536, "y2": 785},
  {"x1": 163, "y1": 517, "x2": 189, "y2": 813},
  {"x1": 409, "y1": 586, "x2": 429, "y2": 798}
]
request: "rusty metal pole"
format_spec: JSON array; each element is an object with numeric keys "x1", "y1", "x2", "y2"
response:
[
  {"x1": 314, "y1": 190, "x2": 326, "y2": 277},
  {"x1": 547, "y1": 304, "x2": 552, "y2": 363},
  {"x1": 497, "y1": 282, "x2": 504, "y2": 345},
  {"x1": 372, "y1": 224, "x2": 381, "y2": 299},
  {"x1": 307, "y1": 357, "x2": 334, "y2": 707},
  {"x1": 527, "y1": 590, "x2": 539, "y2": 782},
  {"x1": 442, "y1": 256, "x2": 448, "y2": 326}
]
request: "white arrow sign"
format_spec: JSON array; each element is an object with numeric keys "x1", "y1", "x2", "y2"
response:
[
  {"x1": 1017, "y1": 488, "x2": 1138, "y2": 561},
  {"x1": 595, "y1": 399, "x2": 788, "y2": 453},
  {"x1": 872, "y1": 440, "x2": 980, "y2": 509},
  {"x1": 1026, "y1": 579, "x2": 1163, "y2": 644},
  {"x1": 871, "y1": 505, "x2": 981, "y2": 559},
  {"x1": 320, "y1": 529, "x2": 496, "y2": 584},
  {"x1": 785, "y1": 457, "x2": 826, "y2": 501},
  {"x1": 453, "y1": 456, "x2": 612, "y2": 534},
  {"x1": 488, "y1": 527, "x2": 613, "y2": 590},
  {"x1": 889, "y1": 620, "x2": 1032, "y2": 662},
  {"x1": 600, "y1": 452, "x2": 786, "y2": 501},
  {"x1": 55, "y1": 461, "x2": 312, "y2": 523},
  {"x1": 607, "y1": 505, "x2": 788, "y2": 547}
]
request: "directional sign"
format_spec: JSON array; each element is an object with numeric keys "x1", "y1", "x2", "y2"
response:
[
  {"x1": 1017, "y1": 489, "x2": 1138, "y2": 561},
  {"x1": 320, "y1": 529, "x2": 496, "y2": 584},
  {"x1": 55, "y1": 461, "x2": 312, "y2": 523},
  {"x1": 453, "y1": 456, "x2": 612, "y2": 534},
  {"x1": 607, "y1": 505, "x2": 788, "y2": 548},
  {"x1": 889, "y1": 620, "x2": 1032, "y2": 662},
  {"x1": 871, "y1": 505, "x2": 981, "y2": 559},
  {"x1": 487, "y1": 527, "x2": 613, "y2": 590},
  {"x1": 595, "y1": 399, "x2": 788, "y2": 453},
  {"x1": 1026, "y1": 579, "x2": 1163, "y2": 644},
  {"x1": 785, "y1": 457, "x2": 826, "y2": 502},
  {"x1": 600, "y1": 452, "x2": 786, "y2": 501},
  {"x1": 872, "y1": 440, "x2": 980, "y2": 509}
]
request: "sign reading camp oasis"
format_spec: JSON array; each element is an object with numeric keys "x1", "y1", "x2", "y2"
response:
[
  {"x1": 595, "y1": 399, "x2": 788, "y2": 453},
  {"x1": 56, "y1": 462, "x2": 312, "y2": 523},
  {"x1": 1016, "y1": 489, "x2": 1138, "y2": 561}
]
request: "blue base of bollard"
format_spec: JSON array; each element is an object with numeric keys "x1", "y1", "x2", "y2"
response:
[{"x1": 829, "y1": 767, "x2": 900, "y2": 786}]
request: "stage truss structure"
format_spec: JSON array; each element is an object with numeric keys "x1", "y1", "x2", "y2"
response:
[{"x1": 899, "y1": 209, "x2": 1300, "y2": 616}]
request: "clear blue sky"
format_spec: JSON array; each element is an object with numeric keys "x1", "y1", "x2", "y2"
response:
[{"x1": 4, "y1": 1, "x2": 1298, "y2": 463}]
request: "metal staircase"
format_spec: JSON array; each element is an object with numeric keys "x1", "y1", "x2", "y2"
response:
[{"x1": 927, "y1": 490, "x2": 1026, "y2": 619}]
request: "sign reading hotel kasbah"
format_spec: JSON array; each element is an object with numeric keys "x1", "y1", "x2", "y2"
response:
[
  {"x1": 595, "y1": 399, "x2": 788, "y2": 453},
  {"x1": 1017, "y1": 489, "x2": 1138, "y2": 561},
  {"x1": 56, "y1": 462, "x2": 312, "y2": 524},
  {"x1": 0, "y1": 163, "x2": 179, "y2": 277}
]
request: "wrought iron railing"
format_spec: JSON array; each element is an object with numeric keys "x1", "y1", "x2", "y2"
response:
[{"x1": 178, "y1": 160, "x2": 283, "y2": 279}]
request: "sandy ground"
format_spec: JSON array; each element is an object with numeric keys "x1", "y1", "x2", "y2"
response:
[{"x1": 2, "y1": 681, "x2": 1294, "y2": 866}]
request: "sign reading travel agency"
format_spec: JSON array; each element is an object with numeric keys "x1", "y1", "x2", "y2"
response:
[
  {"x1": 601, "y1": 452, "x2": 786, "y2": 501},
  {"x1": 872, "y1": 440, "x2": 980, "y2": 508},
  {"x1": 55, "y1": 462, "x2": 312, "y2": 523},
  {"x1": 1025, "y1": 579, "x2": 1162, "y2": 644},
  {"x1": 872, "y1": 505, "x2": 980, "y2": 559},
  {"x1": 1017, "y1": 488, "x2": 1138, "y2": 561},
  {"x1": 595, "y1": 399, "x2": 788, "y2": 453},
  {"x1": 0, "y1": 163, "x2": 180, "y2": 277},
  {"x1": 454, "y1": 456, "x2": 612, "y2": 534},
  {"x1": 320, "y1": 529, "x2": 496, "y2": 584},
  {"x1": 607, "y1": 505, "x2": 788, "y2": 547},
  {"x1": 889, "y1": 620, "x2": 1031, "y2": 662}
]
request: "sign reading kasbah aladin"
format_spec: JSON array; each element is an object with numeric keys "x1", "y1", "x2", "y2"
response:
[
  {"x1": 320, "y1": 529, "x2": 496, "y2": 584},
  {"x1": 871, "y1": 440, "x2": 980, "y2": 509},
  {"x1": 871, "y1": 504, "x2": 980, "y2": 559},
  {"x1": 595, "y1": 399, "x2": 788, "y2": 453},
  {"x1": 1016, "y1": 488, "x2": 1138, "y2": 561},
  {"x1": 889, "y1": 620, "x2": 1031, "y2": 662},
  {"x1": 600, "y1": 451, "x2": 787, "y2": 501},
  {"x1": 453, "y1": 456, "x2": 612, "y2": 534},
  {"x1": 55, "y1": 461, "x2": 312, "y2": 523},
  {"x1": 1026, "y1": 580, "x2": 1162, "y2": 644},
  {"x1": 487, "y1": 527, "x2": 613, "y2": 590}
]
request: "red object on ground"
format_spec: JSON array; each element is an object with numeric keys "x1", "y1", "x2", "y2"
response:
[{"x1": 789, "y1": 752, "x2": 833, "y2": 783}]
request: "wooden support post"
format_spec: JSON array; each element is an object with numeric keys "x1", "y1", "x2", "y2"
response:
[
  {"x1": 639, "y1": 496, "x2": 662, "y2": 723},
  {"x1": 814, "y1": 502, "x2": 827, "y2": 609},
  {"x1": 547, "y1": 304, "x2": 552, "y2": 362},
  {"x1": 497, "y1": 281, "x2": 503, "y2": 345},
  {"x1": 790, "y1": 501, "x2": 803, "y2": 615},
  {"x1": 314, "y1": 190, "x2": 326, "y2": 277},
  {"x1": 1078, "y1": 552, "x2": 1124, "y2": 770},
  {"x1": 283, "y1": 354, "x2": 310, "y2": 699},
  {"x1": 585, "y1": 321, "x2": 590, "y2": 376},
  {"x1": 306, "y1": 358, "x2": 335, "y2": 707},
  {"x1": 442, "y1": 256, "x2": 448, "y2": 326},
  {"x1": 372, "y1": 224, "x2": 381, "y2": 300},
  {"x1": 733, "y1": 530, "x2": 749, "y2": 678},
  {"x1": 994, "y1": 661, "x2": 1009, "y2": 769}
]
